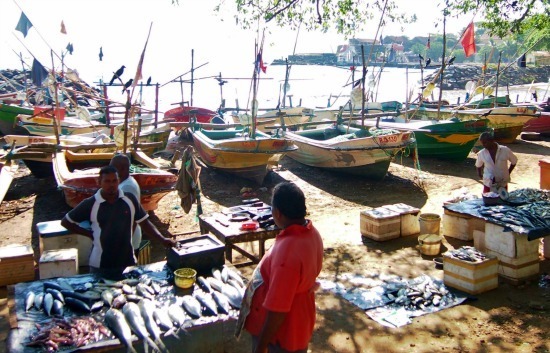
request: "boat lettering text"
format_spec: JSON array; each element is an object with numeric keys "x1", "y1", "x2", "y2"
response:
[
  {"x1": 517, "y1": 107, "x2": 527, "y2": 114},
  {"x1": 377, "y1": 135, "x2": 398, "y2": 144}
]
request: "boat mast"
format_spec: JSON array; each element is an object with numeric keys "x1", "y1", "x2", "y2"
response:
[{"x1": 436, "y1": 16, "x2": 447, "y2": 120}]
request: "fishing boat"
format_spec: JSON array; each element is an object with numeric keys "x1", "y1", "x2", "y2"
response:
[
  {"x1": 360, "y1": 117, "x2": 490, "y2": 161},
  {"x1": 407, "y1": 106, "x2": 540, "y2": 143},
  {"x1": 233, "y1": 106, "x2": 315, "y2": 132},
  {"x1": 0, "y1": 103, "x2": 33, "y2": 135},
  {"x1": 523, "y1": 111, "x2": 550, "y2": 136},
  {"x1": 191, "y1": 127, "x2": 297, "y2": 184},
  {"x1": 17, "y1": 113, "x2": 106, "y2": 136},
  {"x1": 52, "y1": 149, "x2": 177, "y2": 211},
  {"x1": 280, "y1": 118, "x2": 415, "y2": 180}
]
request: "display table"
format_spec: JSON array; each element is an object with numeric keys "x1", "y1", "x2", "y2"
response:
[{"x1": 199, "y1": 203, "x2": 279, "y2": 267}]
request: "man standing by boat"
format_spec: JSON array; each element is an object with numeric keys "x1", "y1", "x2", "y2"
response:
[
  {"x1": 110, "y1": 154, "x2": 142, "y2": 257},
  {"x1": 476, "y1": 131, "x2": 518, "y2": 193},
  {"x1": 236, "y1": 182, "x2": 324, "y2": 353},
  {"x1": 61, "y1": 165, "x2": 176, "y2": 280}
]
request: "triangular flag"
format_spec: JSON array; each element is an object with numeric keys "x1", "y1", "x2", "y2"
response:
[
  {"x1": 460, "y1": 22, "x2": 476, "y2": 58},
  {"x1": 60, "y1": 20, "x2": 67, "y2": 34},
  {"x1": 99, "y1": 47, "x2": 103, "y2": 61},
  {"x1": 256, "y1": 50, "x2": 267, "y2": 74},
  {"x1": 133, "y1": 23, "x2": 153, "y2": 88},
  {"x1": 31, "y1": 59, "x2": 48, "y2": 86},
  {"x1": 15, "y1": 12, "x2": 33, "y2": 38},
  {"x1": 66, "y1": 43, "x2": 74, "y2": 55}
]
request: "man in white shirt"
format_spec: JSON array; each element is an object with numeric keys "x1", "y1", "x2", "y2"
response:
[
  {"x1": 110, "y1": 154, "x2": 142, "y2": 252},
  {"x1": 475, "y1": 132, "x2": 517, "y2": 194}
]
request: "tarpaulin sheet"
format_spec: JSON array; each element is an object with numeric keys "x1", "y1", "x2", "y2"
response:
[{"x1": 444, "y1": 199, "x2": 550, "y2": 241}]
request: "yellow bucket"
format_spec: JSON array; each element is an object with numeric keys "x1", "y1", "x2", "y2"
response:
[
  {"x1": 419, "y1": 213, "x2": 441, "y2": 235},
  {"x1": 418, "y1": 234, "x2": 443, "y2": 255}
]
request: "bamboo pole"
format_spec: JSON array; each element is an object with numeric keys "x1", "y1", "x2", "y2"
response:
[
  {"x1": 50, "y1": 50, "x2": 61, "y2": 145},
  {"x1": 437, "y1": 16, "x2": 447, "y2": 120},
  {"x1": 494, "y1": 51, "x2": 502, "y2": 108}
]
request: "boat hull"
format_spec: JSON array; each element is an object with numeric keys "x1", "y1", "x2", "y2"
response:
[
  {"x1": 284, "y1": 125, "x2": 414, "y2": 180},
  {"x1": 191, "y1": 129, "x2": 297, "y2": 184},
  {"x1": 52, "y1": 150, "x2": 177, "y2": 211},
  {"x1": 0, "y1": 104, "x2": 33, "y2": 135},
  {"x1": 523, "y1": 112, "x2": 550, "y2": 136}
]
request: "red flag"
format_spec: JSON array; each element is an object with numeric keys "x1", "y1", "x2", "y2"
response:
[
  {"x1": 133, "y1": 23, "x2": 153, "y2": 88},
  {"x1": 461, "y1": 22, "x2": 476, "y2": 58},
  {"x1": 426, "y1": 35, "x2": 430, "y2": 49},
  {"x1": 60, "y1": 21, "x2": 67, "y2": 34},
  {"x1": 256, "y1": 50, "x2": 267, "y2": 74}
]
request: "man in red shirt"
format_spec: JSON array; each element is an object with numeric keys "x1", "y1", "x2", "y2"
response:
[{"x1": 239, "y1": 182, "x2": 324, "y2": 353}]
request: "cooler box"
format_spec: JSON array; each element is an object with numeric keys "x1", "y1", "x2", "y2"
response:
[
  {"x1": 0, "y1": 244, "x2": 35, "y2": 286},
  {"x1": 166, "y1": 234, "x2": 225, "y2": 275},
  {"x1": 37, "y1": 220, "x2": 92, "y2": 267},
  {"x1": 39, "y1": 248, "x2": 78, "y2": 279},
  {"x1": 539, "y1": 158, "x2": 550, "y2": 190},
  {"x1": 443, "y1": 252, "x2": 498, "y2": 295},
  {"x1": 382, "y1": 203, "x2": 420, "y2": 236},
  {"x1": 360, "y1": 207, "x2": 400, "y2": 241}
]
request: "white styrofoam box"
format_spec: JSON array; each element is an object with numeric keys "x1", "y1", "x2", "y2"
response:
[
  {"x1": 443, "y1": 253, "x2": 498, "y2": 294},
  {"x1": 382, "y1": 203, "x2": 420, "y2": 237},
  {"x1": 543, "y1": 236, "x2": 550, "y2": 259},
  {"x1": 360, "y1": 207, "x2": 400, "y2": 241},
  {"x1": 39, "y1": 248, "x2": 78, "y2": 279},
  {"x1": 442, "y1": 212, "x2": 472, "y2": 240},
  {"x1": 484, "y1": 249, "x2": 540, "y2": 280},
  {"x1": 484, "y1": 223, "x2": 540, "y2": 258},
  {"x1": 37, "y1": 220, "x2": 92, "y2": 267},
  {"x1": 473, "y1": 230, "x2": 486, "y2": 252}
]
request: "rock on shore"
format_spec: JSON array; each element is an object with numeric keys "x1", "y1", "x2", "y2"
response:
[{"x1": 424, "y1": 64, "x2": 550, "y2": 90}]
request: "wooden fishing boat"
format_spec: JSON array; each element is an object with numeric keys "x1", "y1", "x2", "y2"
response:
[
  {"x1": 191, "y1": 128, "x2": 297, "y2": 184},
  {"x1": 252, "y1": 107, "x2": 315, "y2": 132},
  {"x1": 523, "y1": 111, "x2": 550, "y2": 136},
  {"x1": 282, "y1": 123, "x2": 415, "y2": 180},
  {"x1": 17, "y1": 113, "x2": 106, "y2": 136},
  {"x1": 0, "y1": 103, "x2": 33, "y2": 135},
  {"x1": 360, "y1": 118, "x2": 489, "y2": 161},
  {"x1": 408, "y1": 106, "x2": 540, "y2": 144},
  {"x1": 52, "y1": 149, "x2": 177, "y2": 211}
]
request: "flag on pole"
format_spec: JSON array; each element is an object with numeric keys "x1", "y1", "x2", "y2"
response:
[
  {"x1": 256, "y1": 50, "x2": 267, "y2": 74},
  {"x1": 60, "y1": 21, "x2": 67, "y2": 34},
  {"x1": 426, "y1": 34, "x2": 431, "y2": 49},
  {"x1": 99, "y1": 47, "x2": 104, "y2": 61},
  {"x1": 15, "y1": 12, "x2": 33, "y2": 37},
  {"x1": 133, "y1": 23, "x2": 153, "y2": 88},
  {"x1": 379, "y1": 34, "x2": 384, "y2": 45},
  {"x1": 66, "y1": 43, "x2": 74, "y2": 55},
  {"x1": 460, "y1": 22, "x2": 477, "y2": 57}
]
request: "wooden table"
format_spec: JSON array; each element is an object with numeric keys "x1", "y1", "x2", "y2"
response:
[{"x1": 199, "y1": 208, "x2": 279, "y2": 267}]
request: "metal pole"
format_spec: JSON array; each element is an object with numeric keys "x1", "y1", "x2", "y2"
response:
[{"x1": 190, "y1": 49, "x2": 194, "y2": 106}]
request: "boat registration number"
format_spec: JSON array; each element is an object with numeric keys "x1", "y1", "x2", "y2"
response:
[{"x1": 377, "y1": 135, "x2": 398, "y2": 144}]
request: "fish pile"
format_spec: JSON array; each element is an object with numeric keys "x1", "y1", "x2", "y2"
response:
[
  {"x1": 478, "y1": 205, "x2": 550, "y2": 229},
  {"x1": 22, "y1": 265, "x2": 246, "y2": 352},
  {"x1": 26, "y1": 316, "x2": 110, "y2": 351},
  {"x1": 509, "y1": 188, "x2": 550, "y2": 203},
  {"x1": 383, "y1": 276, "x2": 456, "y2": 311},
  {"x1": 444, "y1": 246, "x2": 490, "y2": 263}
]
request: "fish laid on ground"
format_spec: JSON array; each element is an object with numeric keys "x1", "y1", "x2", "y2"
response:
[
  {"x1": 136, "y1": 283, "x2": 154, "y2": 300},
  {"x1": 167, "y1": 303, "x2": 187, "y2": 328},
  {"x1": 154, "y1": 306, "x2": 179, "y2": 339},
  {"x1": 51, "y1": 299, "x2": 64, "y2": 316},
  {"x1": 222, "y1": 284, "x2": 243, "y2": 309},
  {"x1": 25, "y1": 292, "x2": 35, "y2": 312},
  {"x1": 126, "y1": 294, "x2": 144, "y2": 303},
  {"x1": 122, "y1": 284, "x2": 134, "y2": 295},
  {"x1": 65, "y1": 297, "x2": 92, "y2": 313},
  {"x1": 56, "y1": 277, "x2": 75, "y2": 291},
  {"x1": 45, "y1": 288, "x2": 65, "y2": 304},
  {"x1": 228, "y1": 279, "x2": 245, "y2": 297},
  {"x1": 181, "y1": 295, "x2": 202, "y2": 318},
  {"x1": 112, "y1": 294, "x2": 128, "y2": 309},
  {"x1": 105, "y1": 308, "x2": 138, "y2": 353},
  {"x1": 221, "y1": 267, "x2": 229, "y2": 283},
  {"x1": 60, "y1": 289, "x2": 97, "y2": 306},
  {"x1": 43, "y1": 293, "x2": 54, "y2": 316},
  {"x1": 122, "y1": 302, "x2": 161, "y2": 353},
  {"x1": 138, "y1": 299, "x2": 169, "y2": 353},
  {"x1": 225, "y1": 268, "x2": 245, "y2": 287},
  {"x1": 211, "y1": 291, "x2": 231, "y2": 315},
  {"x1": 123, "y1": 278, "x2": 141, "y2": 286},
  {"x1": 197, "y1": 276, "x2": 212, "y2": 293},
  {"x1": 43, "y1": 281, "x2": 64, "y2": 292},
  {"x1": 211, "y1": 268, "x2": 222, "y2": 282},
  {"x1": 150, "y1": 281, "x2": 161, "y2": 294},
  {"x1": 102, "y1": 289, "x2": 115, "y2": 307},
  {"x1": 207, "y1": 277, "x2": 224, "y2": 293},
  {"x1": 193, "y1": 292, "x2": 218, "y2": 316},
  {"x1": 33, "y1": 292, "x2": 44, "y2": 311}
]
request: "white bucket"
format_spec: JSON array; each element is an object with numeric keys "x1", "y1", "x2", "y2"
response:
[
  {"x1": 418, "y1": 234, "x2": 443, "y2": 256},
  {"x1": 419, "y1": 213, "x2": 441, "y2": 235}
]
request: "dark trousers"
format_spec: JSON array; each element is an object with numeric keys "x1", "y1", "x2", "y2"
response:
[{"x1": 252, "y1": 336, "x2": 308, "y2": 353}]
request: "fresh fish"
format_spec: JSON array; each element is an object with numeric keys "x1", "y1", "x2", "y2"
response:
[
  {"x1": 61, "y1": 289, "x2": 98, "y2": 306},
  {"x1": 221, "y1": 267, "x2": 229, "y2": 283},
  {"x1": 136, "y1": 283, "x2": 154, "y2": 300},
  {"x1": 139, "y1": 275, "x2": 152, "y2": 286},
  {"x1": 154, "y1": 306, "x2": 179, "y2": 339},
  {"x1": 112, "y1": 294, "x2": 127, "y2": 309},
  {"x1": 181, "y1": 295, "x2": 202, "y2": 318},
  {"x1": 211, "y1": 268, "x2": 222, "y2": 282},
  {"x1": 222, "y1": 284, "x2": 243, "y2": 309},
  {"x1": 51, "y1": 299, "x2": 64, "y2": 316},
  {"x1": 197, "y1": 276, "x2": 212, "y2": 293},
  {"x1": 105, "y1": 308, "x2": 138, "y2": 353},
  {"x1": 138, "y1": 299, "x2": 169, "y2": 353},
  {"x1": 225, "y1": 268, "x2": 245, "y2": 287},
  {"x1": 122, "y1": 284, "x2": 134, "y2": 295},
  {"x1": 43, "y1": 281, "x2": 64, "y2": 292},
  {"x1": 102, "y1": 290, "x2": 115, "y2": 307},
  {"x1": 123, "y1": 278, "x2": 141, "y2": 286},
  {"x1": 45, "y1": 288, "x2": 65, "y2": 304},
  {"x1": 207, "y1": 277, "x2": 224, "y2": 293},
  {"x1": 167, "y1": 303, "x2": 187, "y2": 328},
  {"x1": 33, "y1": 292, "x2": 44, "y2": 310},
  {"x1": 56, "y1": 278, "x2": 75, "y2": 291},
  {"x1": 43, "y1": 293, "x2": 54, "y2": 316},
  {"x1": 90, "y1": 300, "x2": 104, "y2": 312},
  {"x1": 65, "y1": 297, "x2": 92, "y2": 313},
  {"x1": 211, "y1": 291, "x2": 231, "y2": 315},
  {"x1": 193, "y1": 292, "x2": 218, "y2": 316},
  {"x1": 122, "y1": 302, "x2": 161, "y2": 353},
  {"x1": 25, "y1": 292, "x2": 35, "y2": 312},
  {"x1": 150, "y1": 281, "x2": 161, "y2": 294},
  {"x1": 100, "y1": 279, "x2": 124, "y2": 288},
  {"x1": 228, "y1": 279, "x2": 245, "y2": 297},
  {"x1": 126, "y1": 294, "x2": 144, "y2": 303}
]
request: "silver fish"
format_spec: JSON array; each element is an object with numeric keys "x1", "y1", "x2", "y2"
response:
[
  {"x1": 34, "y1": 292, "x2": 44, "y2": 310},
  {"x1": 150, "y1": 281, "x2": 161, "y2": 294},
  {"x1": 138, "y1": 299, "x2": 169, "y2": 353},
  {"x1": 226, "y1": 268, "x2": 245, "y2": 287},
  {"x1": 45, "y1": 288, "x2": 64, "y2": 304},
  {"x1": 43, "y1": 293, "x2": 54, "y2": 316},
  {"x1": 56, "y1": 277, "x2": 75, "y2": 291},
  {"x1": 167, "y1": 303, "x2": 187, "y2": 327},
  {"x1": 207, "y1": 277, "x2": 224, "y2": 292},
  {"x1": 122, "y1": 302, "x2": 161, "y2": 353},
  {"x1": 211, "y1": 268, "x2": 222, "y2": 282},
  {"x1": 222, "y1": 284, "x2": 242, "y2": 309},
  {"x1": 122, "y1": 284, "x2": 134, "y2": 295},
  {"x1": 136, "y1": 283, "x2": 154, "y2": 300},
  {"x1": 197, "y1": 276, "x2": 212, "y2": 293},
  {"x1": 51, "y1": 299, "x2": 64, "y2": 316},
  {"x1": 211, "y1": 291, "x2": 231, "y2": 315},
  {"x1": 102, "y1": 289, "x2": 114, "y2": 307},
  {"x1": 181, "y1": 295, "x2": 202, "y2": 318},
  {"x1": 221, "y1": 267, "x2": 229, "y2": 283},
  {"x1": 193, "y1": 292, "x2": 218, "y2": 316},
  {"x1": 105, "y1": 308, "x2": 138, "y2": 353},
  {"x1": 228, "y1": 279, "x2": 245, "y2": 297},
  {"x1": 25, "y1": 292, "x2": 35, "y2": 312},
  {"x1": 154, "y1": 306, "x2": 175, "y2": 332}
]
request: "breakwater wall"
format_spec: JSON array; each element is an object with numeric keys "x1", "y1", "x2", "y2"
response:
[{"x1": 424, "y1": 64, "x2": 550, "y2": 90}]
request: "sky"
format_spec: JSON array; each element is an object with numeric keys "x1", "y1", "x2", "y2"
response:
[{"x1": 0, "y1": 0, "x2": 474, "y2": 109}]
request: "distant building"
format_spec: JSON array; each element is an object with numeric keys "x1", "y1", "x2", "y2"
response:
[
  {"x1": 336, "y1": 38, "x2": 386, "y2": 64},
  {"x1": 526, "y1": 51, "x2": 550, "y2": 66}
]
